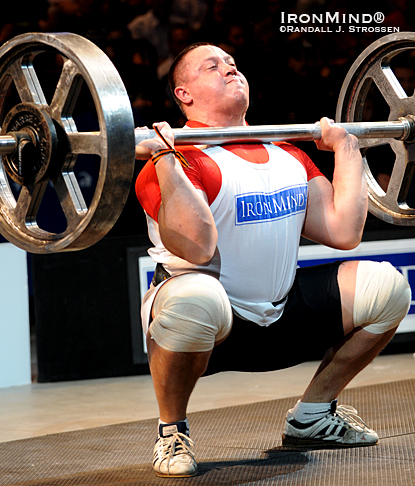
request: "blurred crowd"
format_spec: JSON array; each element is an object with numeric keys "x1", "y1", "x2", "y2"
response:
[{"x1": 2, "y1": 0, "x2": 415, "y2": 132}]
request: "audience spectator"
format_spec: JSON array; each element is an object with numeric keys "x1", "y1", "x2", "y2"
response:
[
  {"x1": 170, "y1": 0, "x2": 208, "y2": 32},
  {"x1": 383, "y1": 0, "x2": 415, "y2": 33},
  {"x1": 125, "y1": 39, "x2": 167, "y2": 126},
  {"x1": 39, "y1": 0, "x2": 107, "y2": 40},
  {"x1": 127, "y1": 0, "x2": 177, "y2": 62},
  {"x1": 196, "y1": 0, "x2": 238, "y2": 45},
  {"x1": 0, "y1": 0, "x2": 49, "y2": 44},
  {"x1": 157, "y1": 23, "x2": 194, "y2": 80}
]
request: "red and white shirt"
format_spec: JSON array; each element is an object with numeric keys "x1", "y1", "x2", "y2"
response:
[{"x1": 136, "y1": 121, "x2": 323, "y2": 328}]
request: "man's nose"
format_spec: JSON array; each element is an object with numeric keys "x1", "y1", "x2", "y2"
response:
[{"x1": 221, "y1": 63, "x2": 237, "y2": 76}]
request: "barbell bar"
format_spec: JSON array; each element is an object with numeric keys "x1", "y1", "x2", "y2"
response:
[
  {"x1": 1, "y1": 119, "x2": 414, "y2": 155},
  {"x1": 133, "y1": 119, "x2": 415, "y2": 146},
  {"x1": 0, "y1": 134, "x2": 18, "y2": 154},
  {"x1": 1, "y1": 31, "x2": 415, "y2": 254}
]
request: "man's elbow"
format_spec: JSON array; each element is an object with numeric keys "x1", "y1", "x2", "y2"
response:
[
  {"x1": 186, "y1": 250, "x2": 215, "y2": 265},
  {"x1": 162, "y1": 228, "x2": 217, "y2": 265},
  {"x1": 183, "y1": 239, "x2": 217, "y2": 264},
  {"x1": 333, "y1": 230, "x2": 363, "y2": 251},
  {"x1": 335, "y1": 241, "x2": 360, "y2": 251}
]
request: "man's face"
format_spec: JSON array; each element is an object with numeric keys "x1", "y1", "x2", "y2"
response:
[{"x1": 178, "y1": 45, "x2": 249, "y2": 119}]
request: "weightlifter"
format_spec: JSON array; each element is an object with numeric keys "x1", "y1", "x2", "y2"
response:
[{"x1": 134, "y1": 42, "x2": 411, "y2": 478}]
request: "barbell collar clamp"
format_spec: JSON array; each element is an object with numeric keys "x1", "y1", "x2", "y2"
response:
[
  {"x1": 0, "y1": 130, "x2": 35, "y2": 156},
  {"x1": 399, "y1": 115, "x2": 415, "y2": 143}
]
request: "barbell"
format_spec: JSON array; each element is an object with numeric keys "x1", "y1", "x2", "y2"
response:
[{"x1": 0, "y1": 31, "x2": 415, "y2": 254}]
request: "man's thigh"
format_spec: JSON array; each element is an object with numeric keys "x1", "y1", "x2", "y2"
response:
[
  {"x1": 337, "y1": 260, "x2": 359, "y2": 335},
  {"x1": 204, "y1": 261, "x2": 345, "y2": 376}
]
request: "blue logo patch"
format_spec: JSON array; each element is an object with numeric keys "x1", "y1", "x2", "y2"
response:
[{"x1": 235, "y1": 184, "x2": 307, "y2": 225}]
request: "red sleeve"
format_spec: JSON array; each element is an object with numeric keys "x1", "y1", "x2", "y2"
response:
[
  {"x1": 135, "y1": 160, "x2": 161, "y2": 222},
  {"x1": 135, "y1": 146, "x2": 221, "y2": 223},
  {"x1": 275, "y1": 142, "x2": 324, "y2": 181},
  {"x1": 180, "y1": 146, "x2": 222, "y2": 205}
]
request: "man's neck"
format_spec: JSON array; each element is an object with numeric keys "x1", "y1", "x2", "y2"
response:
[{"x1": 186, "y1": 109, "x2": 246, "y2": 127}]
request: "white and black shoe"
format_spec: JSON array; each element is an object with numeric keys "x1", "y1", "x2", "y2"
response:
[
  {"x1": 153, "y1": 421, "x2": 197, "y2": 477},
  {"x1": 282, "y1": 400, "x2": 379, "y2": 448}
]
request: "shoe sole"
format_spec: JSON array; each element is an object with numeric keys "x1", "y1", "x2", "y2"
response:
[
  {"x1": 155, "y1": 470, "x2": 198, "y2": 478},
  {"x1": 282, "y1": 434, "x2": 379, "y2": 450}
]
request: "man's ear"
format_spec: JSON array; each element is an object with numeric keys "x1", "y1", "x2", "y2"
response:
[{"x1": 175, "y1": 85, "x2": 192, "y2": 105}]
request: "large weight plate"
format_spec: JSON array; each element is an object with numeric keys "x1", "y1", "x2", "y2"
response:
[
  {"x1": 0, "y1": 33, "x2": 135, "y2": 252},
  {"x1": 336, "y1": 32, "x2": 415, "y2": 226}
]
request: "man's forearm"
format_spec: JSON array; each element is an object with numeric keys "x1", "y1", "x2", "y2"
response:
[
  {"x1": 331, "y1": 136, "x2": 368, "y2": 247},
  {"x1": 156, "y1": 154, "x2": 218, "y2": 264}
]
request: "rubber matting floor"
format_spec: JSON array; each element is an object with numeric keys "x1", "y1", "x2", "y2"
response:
[{"x1": 1, "y1": 379, "x2": 414, "y2": 486}]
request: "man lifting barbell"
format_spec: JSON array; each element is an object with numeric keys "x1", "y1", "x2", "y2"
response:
[
  {"x1": 134, "y1": 42, "x2": 412, "y2": 478},
  {"x1": 1, "y1": 32, "x2": 415, "y2": 253},
  {"x1": 0, "y1": 30, "x2": 412, "y2": 479}
]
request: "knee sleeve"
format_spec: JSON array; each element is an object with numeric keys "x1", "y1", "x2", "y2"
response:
[
  {"x1": 150, "y1": 273, "x2": 233, "y2": 352},
  {"x1": 353, "y1": 261, "x2": 412, "y2": 334}
]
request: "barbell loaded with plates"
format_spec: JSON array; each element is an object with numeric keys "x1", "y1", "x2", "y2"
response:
[{"x1": 0, "y1": 31, "x2": 415, "y2": 254}]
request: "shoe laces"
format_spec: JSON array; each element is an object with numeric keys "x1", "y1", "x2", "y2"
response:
[
  {"x1": 156, "y1": 432, "x2": 195, "y2": 467},
  {"x1": 334, "y1": 405, "x2": 371, "y2": 432}
]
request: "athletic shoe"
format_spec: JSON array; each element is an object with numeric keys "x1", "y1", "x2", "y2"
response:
[
  {"x1": 282, "y1": 400, "x2": 379, "y2": 448},
  {"x1": 153, "y1": 421, "x2": 197, "y2": 477}
]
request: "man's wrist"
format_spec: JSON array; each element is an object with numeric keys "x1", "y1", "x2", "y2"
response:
[
  {"x1": 333, "y1": 134, "x2": 358, "y2": 153},
  {"x1": 150, "y1": 143, "x2": 170, "y2": 156},
  {"x1": 151, "y1": 149, "x2": 176, "y2": 166}
]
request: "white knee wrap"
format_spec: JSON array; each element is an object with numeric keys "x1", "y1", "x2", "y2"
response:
[
  {"x1": 353, "y1": 261, "x2": 411, "y2": 334},
  {"x1": 150, "y1": 273, "x2": 233, "y2": 352}
]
